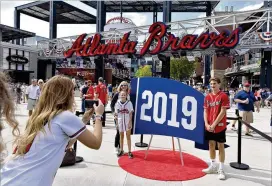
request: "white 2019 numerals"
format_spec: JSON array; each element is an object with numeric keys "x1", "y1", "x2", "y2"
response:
[{"x1": 140, "y1": 90, "x2": 197, "y2": 130}]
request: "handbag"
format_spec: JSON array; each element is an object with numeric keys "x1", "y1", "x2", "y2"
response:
[{"x1": 60, "y1": 148, "x2": 76, "y2": 167}]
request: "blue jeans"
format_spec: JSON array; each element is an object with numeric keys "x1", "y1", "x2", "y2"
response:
[{"x1": 81, "y1": 99, "x2": 85, "y2": 112}]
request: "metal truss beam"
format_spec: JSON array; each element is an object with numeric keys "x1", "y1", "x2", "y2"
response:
[{"x1": 37, "y1": 8, "x2": 272, "y2": 58}]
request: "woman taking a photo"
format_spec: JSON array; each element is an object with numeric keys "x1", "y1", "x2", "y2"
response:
[
  {"x1": 110, "y1": 81, "x2": 130, "y2": 154},
  {"x1": 1, "y1": 75, "x2": 104, "y2": 186}
]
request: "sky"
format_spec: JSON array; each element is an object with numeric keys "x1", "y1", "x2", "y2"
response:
[{"x1": 0, "y1": 0, "x2": 265, "y2": 39}]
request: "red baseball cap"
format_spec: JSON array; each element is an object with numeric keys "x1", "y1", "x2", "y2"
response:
[{"x1": 244, "y1": 82, "x2": 251, "y2": 87}]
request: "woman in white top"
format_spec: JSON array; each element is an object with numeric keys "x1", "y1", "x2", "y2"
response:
[{"x1": 1, "y1": 75, "x2": 104, "y2": 186}]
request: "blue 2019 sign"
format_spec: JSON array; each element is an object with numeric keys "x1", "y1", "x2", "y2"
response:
[{"x1": 130, "y1": 77, "x2": 205, "y2": 144}]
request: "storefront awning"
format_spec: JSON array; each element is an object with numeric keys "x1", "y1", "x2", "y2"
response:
[{"x1": 5, "y1": 70, "x2": 34, "y2": 73}]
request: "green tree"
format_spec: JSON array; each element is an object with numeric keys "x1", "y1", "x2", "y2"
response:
[
  {"x1": 135, "y1": 65, "x2": 152, "y2": 77},
  {"x1": 170, "y1": 57, "x2": 196, "y2": 81}
]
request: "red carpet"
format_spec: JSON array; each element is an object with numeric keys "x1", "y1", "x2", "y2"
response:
[{"x1": 118, "y1": 150, "x2": 208, "y2": 181}]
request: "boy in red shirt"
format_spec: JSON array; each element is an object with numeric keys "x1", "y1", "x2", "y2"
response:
[
  {"x1": 95, "y1": 77, "x2": 108, "y2": 127},
  {"x1": 202, "y1": 77, "x2": 229, "y2": 180}
]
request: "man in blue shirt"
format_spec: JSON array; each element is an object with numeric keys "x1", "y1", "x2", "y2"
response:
[
  {"x1": 234, "y1": 82, "x2": 260, "y2": 136},
  {"x1": 108, "y1": 84, "x2": 113, "y2": 100}
]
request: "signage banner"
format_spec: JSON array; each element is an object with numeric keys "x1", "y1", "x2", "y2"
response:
[
  {"x1": 64, "y1": 22, "x2": 240, "y2": 58},
  {"x1": 6, "y1": 55, "x2": 28, "y2": 64},
  {"x1": 131, "y1": 77, "x2": 205, "y2": 144}
]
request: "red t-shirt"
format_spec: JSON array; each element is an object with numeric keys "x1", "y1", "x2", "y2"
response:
[
  {"x1": 95, "y1": 83, "x2": 107, "y2": 104},
  {"x1": 85, "y1": 86, "x2": 94, "y2": 100},
  {"x1": 204, "y1": 91, "x2": 230, "y2": 133}
]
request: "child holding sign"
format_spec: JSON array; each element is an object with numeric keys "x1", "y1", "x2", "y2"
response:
[{"x1": 114, "y1": 91, "x2": 134, "y2": 159}]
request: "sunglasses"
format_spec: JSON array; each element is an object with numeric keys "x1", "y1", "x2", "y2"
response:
[{"x1": 121, "y1": 84, "x2": 128, "y2": 87}]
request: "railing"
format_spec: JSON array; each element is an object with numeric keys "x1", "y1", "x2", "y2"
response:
[
  {"x1": 225, "y1": 59, "x2": 260, "y2": 74},
  {"x1": 228, "y1": 109, "x2": 272, "y2": 170}
]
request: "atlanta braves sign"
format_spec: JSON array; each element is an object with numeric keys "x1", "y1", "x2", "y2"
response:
[{"x1": 64, "y1": 22, "x2": 240, "y2": 58}]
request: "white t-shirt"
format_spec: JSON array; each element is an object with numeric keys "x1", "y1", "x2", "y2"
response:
[
  {"x1": 0, "y1": 111, "x2": 86, "y2": 186},
  {"x1": 26, "y1": 85, "x2": 40, "y2": 100}
]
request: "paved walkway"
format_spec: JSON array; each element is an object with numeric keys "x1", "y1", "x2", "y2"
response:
[{"x1": 1, "y1": 97, "x2": 271, "y2": 186}]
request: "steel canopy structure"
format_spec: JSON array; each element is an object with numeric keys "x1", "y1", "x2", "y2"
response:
[
  {"x1": 0, "y1": 24, "x2": 35, "y2": 42},
  {"x1": 14, "y1": 1, "x2": 96, "y2": 40},
  {"x1": 15, "y1": 1, "x2": 96, "y2": 24},
  {"x1": 81, "y1": 1, "x2": 219, "y2": 12},
  {"x1": 37, "y1": 8, "x2": 272, "y2": 58}
]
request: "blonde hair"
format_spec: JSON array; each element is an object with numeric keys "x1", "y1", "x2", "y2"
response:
[
  {"x1": 14, "y1": 75, "x2": 75, "y2": 155},
  {"x1": 38, "y1": 79, "x2": 44, "y2": 84},
  {"x1": 117, "y1": 81, "x2": 130, "y2": 93},
  {"x1": 0, "y1": 72, "x2": 20, "y2": 153}
]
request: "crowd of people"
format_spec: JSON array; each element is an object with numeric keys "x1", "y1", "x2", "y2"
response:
[{"x1": 0, "y1": 71, "x2": 271, "y2": 185}]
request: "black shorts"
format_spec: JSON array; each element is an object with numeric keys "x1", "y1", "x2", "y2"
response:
[{"x1": 205, "y1": 129, "x2": 226, "y2": 143}]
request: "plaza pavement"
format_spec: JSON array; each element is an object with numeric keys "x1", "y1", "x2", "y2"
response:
[{"x1": 1, "y1": 96, "x2": 271, "y2": 186}]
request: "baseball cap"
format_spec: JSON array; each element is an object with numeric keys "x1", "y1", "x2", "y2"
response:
[
  {"x1": 244, "y1": 82, "x2": 251, "y2": 87},
  {"x1": 98, "y1": 77, "x2": 103, "y2": 82}
]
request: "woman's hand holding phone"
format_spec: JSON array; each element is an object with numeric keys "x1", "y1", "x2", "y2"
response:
[{"x1": 93, "y1": 99, "x2": 104, "y2": 115}]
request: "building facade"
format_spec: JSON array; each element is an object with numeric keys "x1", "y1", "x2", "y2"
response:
[{"x1": 0, "y1": 24, "x2": 38, "y2": 84}]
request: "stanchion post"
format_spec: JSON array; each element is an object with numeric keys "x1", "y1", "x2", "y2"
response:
[
  {"x1": 74, "y1": 111, "x2": 84, "y2": 163},
  {"x1": 230, "y1": 109, "x2": 249, "y2": 170},
  {"x1": 237, "y1": 116, "x2": 242, "y2": 164},
  {"x1": 135, "y1": 134, "x2": 148, "y2": 148}
]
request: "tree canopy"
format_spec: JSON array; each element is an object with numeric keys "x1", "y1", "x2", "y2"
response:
[
  {"x1": 170, "y1": 57, "x2": 196, "y2": 81},
  {"x1": 135, "y1": 65, "x2": 152, "y2": 77}
]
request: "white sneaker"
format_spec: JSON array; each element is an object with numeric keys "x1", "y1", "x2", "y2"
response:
[
  {"x1": 202, "y1": 165, "x2": 217, "y2": 174},
  {"x1": 115, "y1": 147, "x2": 119, "y2": 154},
  {"x1": 218, "y1": 169, "x2": 226, "y2": 180},
  {"x1": 231, "y1": 126, "x2": 237, "y2": 131}
]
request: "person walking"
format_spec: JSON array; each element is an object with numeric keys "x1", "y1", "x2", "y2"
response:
[
  {"x1": 234, "y1": 82, "x2": 260, "y2": 136},
  {"x1": 110, "y1": 81, "x2": 130, "y2": 153},
  {"x1": 1, "y1": 75, "x2": 104, "y2": 186},
  {"x1": 229, "y1": 88, "x2": 235, "y2": 107},
  {"x1": 266, "y1": 94, "x2": 272, "y2": 126},
  {"x1": 21, "y1": 83, "x2": 27, "y2": 103},
  {"x1": 80, "y1": 81, "x2": 90, "y2": 113},
  {"x1": 108, "y1": 84, "x2": 113, "y2": 100},
  {"x1": 95, "y1": 77, "x2": 108, "y2": 127},
  {"x1": 260, "y1": 88, "x2": 268, "y2": 108},
  {"x1": 16, "y1": 83, "x2": 22, "y2": 104},
  {"x1": 202, "y1": 77, "x2": 230, "y2": 180},
  {"x1": 26, "y1": 79, "x2": 40, "y2": 117},
  {"x1": 38, "y1": 79, "x2": 44, "y2": 92}
]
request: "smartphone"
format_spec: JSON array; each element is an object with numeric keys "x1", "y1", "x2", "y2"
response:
[{"x1": 85, "y1": 100, "x2": 99, "y2": 108}]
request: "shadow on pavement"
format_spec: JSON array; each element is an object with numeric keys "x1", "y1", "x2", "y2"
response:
[{"x1": 225, "y1": 165, "x2": 272, "y2": 186}]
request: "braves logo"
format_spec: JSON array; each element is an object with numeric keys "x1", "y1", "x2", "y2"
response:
[
  {"x1": 118, "y1": 109, "x2": 129, "y2": 114},
  {"x1": 258, "y1": 32, "x2": 272, "y2": 42}
]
